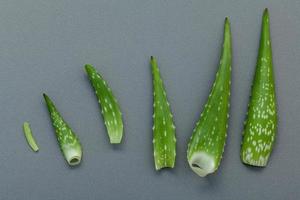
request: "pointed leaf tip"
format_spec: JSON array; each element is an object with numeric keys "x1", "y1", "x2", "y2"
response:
[
  {"x1": 43, "y1": 93, "x2": 54, "y2": 106},
  {"x1": 224, "y1": 17, "x2": 231, "y2": 30},
  {"x1": 223, "y1": 17, "x2": 231, "y2": 46},
  {"x1": 43, "y1": 93, "x2": 48, "y2": 100},
  {"x1": 84, "y1": 64, "x2": 94, "y2": 73},
  {"x1": 225, "y1": 17, "x2": 230, "y2": 24},
  {"x1": 263, "y1": 8, "x2": 269, "y2": 22},
  {"x1": 150, "y1": 56, "x2": 156, "y2": 64},
  {"x1": 264, "y1": 8, "x2": 269, "y2": 15},
  {"x1": 150, "y1": 56, "x2": 157, "y2": 68}
]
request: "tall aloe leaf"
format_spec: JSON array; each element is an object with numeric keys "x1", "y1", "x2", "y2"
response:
[
  {"x1": 241, "y1": 9, "x2": 277, "y2": 167},
  {"x1": 187, "y1": 18, "x2": 232, "y2": 177},
  {"x1": 85, "y1": 64, "x2": 123, "y2": 144},
  {"x1": 151, "y1": 56, "x2": 176, "y2": 170}
]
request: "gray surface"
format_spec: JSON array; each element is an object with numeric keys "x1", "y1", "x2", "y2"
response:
[{"x1": 0, "y1": 0, "x2": 299, "y2": 199}]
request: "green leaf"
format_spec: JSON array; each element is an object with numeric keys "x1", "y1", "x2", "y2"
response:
[
  {"x1": 187, "y1": 18, "x2": 232, "y2": 177},
  {"x1": 241, "y1": 9, "x2": 277, "y2": 167},
  {"x1": 23, "y1": 122, "x2": 39, "y2": 152},
  {"x1": 43, "y1": 94, "x2": 82, "y2": 166},
  {"x1": 151, "y1": 56, "x2": 176, "y2": 170},
  {"x1": 85, "y1": 64, "x2": 123, "y2": 144}
]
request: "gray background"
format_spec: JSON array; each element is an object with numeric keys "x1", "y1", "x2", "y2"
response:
[{"x1": 0, "y1": 0, "x2": 299, "y2": 199}]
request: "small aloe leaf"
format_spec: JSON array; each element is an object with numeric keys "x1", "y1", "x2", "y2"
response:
[
  {"x1": 43, "y1": 94, "x2": 82, "y2": 166},
  {"x1": 85, "y1": 64, "x2": 123, "y2": 144},
  {"x1": 151, "y1": 56, "x2": 176, "y2": 170},
  {"x1": 241, "y1": 9, "x2": 277, "y2": 167},
  {"x1": 23, "y1": 122, "x2": 39, "y2": 152},
  {"x1": 187, "y1": 18, "x2": 232, "y2": 177}
]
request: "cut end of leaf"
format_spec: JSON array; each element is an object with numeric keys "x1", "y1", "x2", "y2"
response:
[
  {"x1": 68, "y1": 156, "x2": 81, "y2": 166},
  {"x1": 155, "y1": 159, "x2": 175, "y2": 171},
  {"x1": 155, "y1": 164, "x2": 175, "y2": 171},
  {"x1": 188, "y1": 152, "x2": 216, "y2": 177},
  {"x1": 64, "y1": 147, "x2": 82, "y2": 166},
  {"x1": 109, "y1": 136, "x2": 122, "y2": 144},
  {"x1": 242, "y1": 160, "x2": 267, "y2": 168},
  {"x1": 241, "y1": 154, "x2": 269, "y2": 167},
  {"x1": 33, "y1": 148, "x2": 39, "y2": 152},
  {"x1": 108, "y1": 128, "x2": 123, "y2": 144}
]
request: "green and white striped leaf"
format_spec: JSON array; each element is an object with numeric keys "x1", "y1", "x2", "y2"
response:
[
  {"x1": 241, "y1": 9, "x2": 277, "y2": 167},
  {"x1": 187, "y1": 18, "x2": 232, "y2": 177},
  {"x1": 85, "y1": 64, "x2": 123, "y2": 144},
  {"x1": 151, "y1": 56, "x2": 176, "y2": 170},
  {"x1": 43, "y1": 94, "x2": 82, "y2": 166}
]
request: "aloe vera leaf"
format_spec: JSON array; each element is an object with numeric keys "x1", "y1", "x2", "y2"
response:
[
  {"x1": 241, "y1": 9, "x2": 277, "y2": 167},
  {"x1": 151, "y1": 56, "x2": 176, "y2": 170},
  {"x1": 43, "y1": 94, "x2": 82, "y2": 166},
  {"x1": 187, "y1": 18, "x2": 232, "y2": 177},
  {"x1": 23, "y1": 122, "x2": 39, "y2": 152},
  {"x1": 85, "y1": 64, "x2": 123, "y2": 144}
]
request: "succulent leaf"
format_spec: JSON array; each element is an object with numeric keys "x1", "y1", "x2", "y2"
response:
[
  {"x1": 151, "y1": 56, "x2": 176, "y2": 170},
  {"x1": 241, "y1": 9, "x2": 277, "y2": 167},
  {"x1": 43, "y1": 94, "x2": 82, "y2": 166},
  {"x1": 187, "y1": 18, "x2": 232, "y2": 177},
  {"x1": 85, "y1": 64, "x2": 123, "y2": 144}
]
